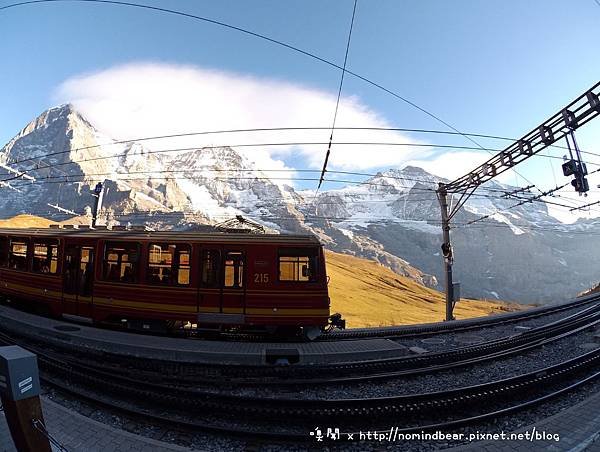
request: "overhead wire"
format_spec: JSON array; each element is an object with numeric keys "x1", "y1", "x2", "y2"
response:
[
  {"x1": 16, "y1": 207, "x2": 600, "y2": 236},
  {"x1": 465, "y1": 163, "x2": 600, "y2": 225},
  {"x1": 6, "y1": 125, "x2": 599, "y2": 168},
  {"x1": 0, "y1": 0, "x2": 514, "y2": 156},
  {"x1": 2, "y1": 166, "x2": 572, "y2": 201},
  {"x1": 2, "y1": 1, "x2": 599, "y2": 219},
  {"x1": 5, "y1": 153, "x2": 600, "y2": 216},
  {"x1": 0, "y1": 0, "x2": 548, "y2": 194},
  {"x1": 4, "y1": 139, "x2": 600, "y2": 185},
  {"x1": 317, "y1": 0, "x2": 357, "y2": 190}
]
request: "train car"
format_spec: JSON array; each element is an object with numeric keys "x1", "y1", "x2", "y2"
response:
[{"x1": 0, "y1": 227, "x2": 343, "y2": 338}]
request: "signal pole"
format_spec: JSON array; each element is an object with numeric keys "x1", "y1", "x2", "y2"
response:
[
  {"x1": 437, "y1": 183, "x2": 455, "y2": 321},
  {"x1": 433, "y1": 82, "x2": 599, "y2": 323},
  {"x1": 91, "y1": 182, "x2": 104, "y2": 228}
]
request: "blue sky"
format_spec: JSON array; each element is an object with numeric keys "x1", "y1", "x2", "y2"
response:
[{"x1": 1, "y1": 0, "x2": 600, "y2": 217}]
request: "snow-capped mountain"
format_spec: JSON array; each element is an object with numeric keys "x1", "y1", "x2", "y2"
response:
[
  {"x1": 2, "y1": 105, "x2": 599, "y2": 304},
  {"x1": 303, "y1": 165, "x2": 600, "y2": 304}
]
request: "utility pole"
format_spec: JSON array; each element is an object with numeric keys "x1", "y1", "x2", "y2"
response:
[
  {"x1": 433, "y1": 81, "x2": 599, "y2": 322},
  {"x1": 91, "y1": 182, "x2": 104, "y2": 228},
  {"x1": 437, "y1": 183, "x2": 455, "y2": 321}
]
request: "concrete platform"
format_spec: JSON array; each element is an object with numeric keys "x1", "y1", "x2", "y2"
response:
[
  {"x1": 0, "y1": 396, "x2": 192, "y2": 452},
  {"x1": 0, "y1": 304, "x2": 408, "y2": 365},
  {"x1": 448, "y1": 386, "x2": 600, "y2": 451}
]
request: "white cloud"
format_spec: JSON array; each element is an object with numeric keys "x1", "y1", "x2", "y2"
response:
[
  {"x1": 53, "y1": 61, "x2": 432, "y2": 181},
  {"x1": 405, "y1": 151, "x2": 491, "y2": 181},
  {"x1": 57, "y1": 61, "x2": 596, "y2": 224}
]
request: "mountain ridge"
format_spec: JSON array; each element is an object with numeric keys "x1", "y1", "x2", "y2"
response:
[{"x1": 1, "y1": 105, "x2": 599, "y2": 303}]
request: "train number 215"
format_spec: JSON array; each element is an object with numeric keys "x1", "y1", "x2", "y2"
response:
[{"x1": 254, "y1": 273, "x2": 270, "y2": 283}]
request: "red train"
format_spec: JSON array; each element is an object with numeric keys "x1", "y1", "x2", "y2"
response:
[{"x1": 0, "y1": 227, "x2": 344, "y2": 338}]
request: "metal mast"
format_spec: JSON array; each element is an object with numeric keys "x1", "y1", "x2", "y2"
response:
[{"x1": 436, "y1": 81, "x2": 600, "y2": 321}]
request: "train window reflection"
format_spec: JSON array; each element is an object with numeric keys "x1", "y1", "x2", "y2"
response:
[
  {"x1": 33, "y1": 241, "x2": 59, "y2": 274},
  {"x1": 278, "y1": 248, "x2": 317, "y2": 282},
  {"x1": 147, "y1": 243, "x2": 191, "y2": 286},
  {"x1": 104, "y1": 242, "x2": 139, "y2": 283},
  {"x1": 201, "y1": 250, "x2": 220, "y2": 288},
  {"x1": 8, "y1": 240, "x2": 28, "y2": 271},
  {"x1": 224, "y1": 252, "x2": 244, "y2": 288}
]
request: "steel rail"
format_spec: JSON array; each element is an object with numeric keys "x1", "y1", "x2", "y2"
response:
[
  {"x1": 0, "y1": 300, "x2": 597, "y2": 386},
  {"x1": 320, "y1": 293, "x2": 600, "y2": 340},
  {"x1": 95, "y1": 302, "x2": 600, "y2": 385},
  {"x1": 0, "y1": 303, "x2": 597, "y2": 393},
  {"x1": 3, "y1": 329, "x2": 598, "y2": 443}
]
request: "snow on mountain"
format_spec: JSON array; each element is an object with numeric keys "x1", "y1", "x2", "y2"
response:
[
  {"x1": 1, "y1": 105, "x2": 599, "y2": 304},
  {"x1": 303, "y1": 167, "x2": 600, "y2": 304}
]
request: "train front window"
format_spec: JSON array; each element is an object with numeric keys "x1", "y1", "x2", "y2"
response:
[
  {"x1": 32, "y1": 241, "x2": 59, "y2": 274},
  {"x1": 8, "y1": 240, "x2": 28, "y2": 271},
  {"x1": 147, "y1": 243, "x2": 191, "y2": 286},
  {"x1": 224, "y1": 252, "x2": 244, "y2": 288},
  {"x1": 104, "y1": 242, "x2": 139, "y2": 283},
  {"x1": 278, "y1": 248, "x2": 317, "y2": 282}
]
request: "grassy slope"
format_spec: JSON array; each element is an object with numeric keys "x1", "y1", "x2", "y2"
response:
[
  {"x1": 0, "y1": 214, "x2": 54, "y2": 228},
  {"x1": 0, "y1": 215, "x2": 522, "y2": 327},
  {"x1": 326, "y1": 250, "x2": 522, "y2": 328}
]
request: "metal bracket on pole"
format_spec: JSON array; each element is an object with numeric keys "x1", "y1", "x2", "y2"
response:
[{"x1": 432, "y1": 81, "x2": 600, "y2": 321}]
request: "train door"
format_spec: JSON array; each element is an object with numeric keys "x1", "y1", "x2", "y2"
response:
[
  {"x1": 199, "y1": 248, "x2": 222, "y2": 316},
  {"x1": 221, "y1": 250, "x2": 246, "y2": 316},
  {"x1": 62, "y1": 244, "x2": 95, "y2": 320}
]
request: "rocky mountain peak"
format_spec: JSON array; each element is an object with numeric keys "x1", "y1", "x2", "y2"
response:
[{"x1": 0, "y1": 105, "x2": 598, "y2": 304}]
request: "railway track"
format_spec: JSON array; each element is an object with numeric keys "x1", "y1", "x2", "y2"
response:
[
  {"x1": 2, "y1": 291, "x2": 598, "y2": 348},
  {"x1": 186, "y1": 293, "x2": 600, "y2": 342},
  {"x1": 2, "y1": 300, "x2": 597, "y2": 386},
  {"x1": 320, "y1": 293, "x2": 600, "y2": 340},
  {"x1": 23, "y1": 329, "x2": 600, "y2": 444},
  {"x1": 0, "y1": 300, "x2": 598, "y2": 446}
]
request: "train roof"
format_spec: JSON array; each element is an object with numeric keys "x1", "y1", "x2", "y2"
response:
[{"x1": 0, "y1": 227, "x2": 322, "y2": 245}]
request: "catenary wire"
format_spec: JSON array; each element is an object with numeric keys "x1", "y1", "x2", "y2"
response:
[
  {"x1": 0, "y1": 0, "x2": 545, "y2": 192},
  {"x1": 6, "y1": 126, "x2": 599, "y2": 168},
  {"x1": 317, "y1": 0, "x2": 357, "y2": 190},
  {"x1": 3, "y1": 140, "x2": 600, "y2": 185}
]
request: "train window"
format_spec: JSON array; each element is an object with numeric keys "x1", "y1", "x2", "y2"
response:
[
  {"x1": 32, "y1": 240, "x2": 59, "y2": 274},
  {"x1": 147, "y1": 243, "x2": 191, "y2": 286},
  {"x1": 8, "y1": 240, "x2": 28, "y2": 271},
  {"x1": 200, "y1": 250, "x2": 220, "y2": 288},
  {"x1": 177, "y1": 249, "x2": 191, "y2": 285},
  {"x1": 63, "y1": 249, "x2": 79, "y2": 294},
  {"x1": 79, "y1": 247, "x2": 94, "y2": 296},
  {"x1": 224, "y1": 252, "x2": 244, "y2": 288},
  {"x1": 0, "y1": 237, "x2": 7, "y2": 267},
  {"x1": 104, "y1": 242, "x2": 139, "y2": 283},
  {"x1": 278, "y1": 248, "x2": 317, "y2": 282}
]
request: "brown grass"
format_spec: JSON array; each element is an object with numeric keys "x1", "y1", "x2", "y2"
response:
[
  {"x1": 0, "y1": 214, "x2": 54, "y2": 228},
  {"x1": 325, "y1": 250, "x2": 523, "y2": 328}
]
